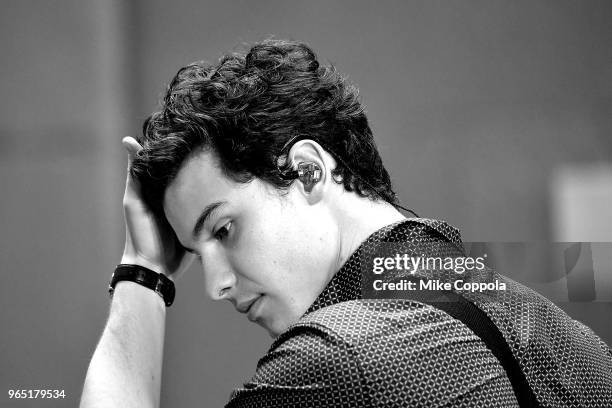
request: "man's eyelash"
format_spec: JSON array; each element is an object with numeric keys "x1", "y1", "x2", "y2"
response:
[{"x1": 214, "y1": 221, "x2": 232, "y2": 241}]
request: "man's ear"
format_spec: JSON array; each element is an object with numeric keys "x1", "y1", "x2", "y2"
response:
[{"x1": 286, "y1": 139, "x2": 333, "y2": 204}]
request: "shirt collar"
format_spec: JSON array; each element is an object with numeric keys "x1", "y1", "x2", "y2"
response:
[{"x1": 305, "y1": 218, "x2": 464, "y2": 315}]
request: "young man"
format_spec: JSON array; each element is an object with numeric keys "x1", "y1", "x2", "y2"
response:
[{"x1": 80, "y1": 40, "x2": 612, "y2": 407}]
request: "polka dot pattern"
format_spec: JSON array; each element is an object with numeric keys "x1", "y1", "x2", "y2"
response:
[{"x1": 226, "y1": 219, "x2": 612, "y2": 407}]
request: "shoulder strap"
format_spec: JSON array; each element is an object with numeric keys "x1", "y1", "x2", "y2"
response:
[{"x1": 410, "y1": 290, "x2": 540, "y2": 407}]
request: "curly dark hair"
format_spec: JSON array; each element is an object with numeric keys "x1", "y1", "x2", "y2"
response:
[{"x1": 131, "y1": 39, "x2": 398, "y2": 217}]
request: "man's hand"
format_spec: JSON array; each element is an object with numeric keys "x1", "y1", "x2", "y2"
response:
[
  {"x1": 80, "y1": 137, "x2": 194, "y2": 408},
  {"x1": 120, "y1": 136, "x2": 194, "y2": 279}
]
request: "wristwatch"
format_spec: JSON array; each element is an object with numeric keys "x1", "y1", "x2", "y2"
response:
[{"x1": 109, "y1": 264, "x2": 176, "y2": 307}]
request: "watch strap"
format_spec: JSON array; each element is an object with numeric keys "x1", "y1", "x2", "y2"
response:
[{"x1": 109, "y1": 264, "x2": 176, "y2": 307}]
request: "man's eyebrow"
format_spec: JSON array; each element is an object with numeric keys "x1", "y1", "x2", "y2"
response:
[{"x1": 192, "y1": 201, "x2": 226, "y2": 241}]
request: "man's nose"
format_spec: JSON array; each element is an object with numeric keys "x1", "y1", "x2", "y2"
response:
[{"x1": 200, "y1": 247, "x2": 236, "y2": 300}]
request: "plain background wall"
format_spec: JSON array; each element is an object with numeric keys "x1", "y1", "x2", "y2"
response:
[{"x1": 1, "y1": 1, "x2": 611, "y2": 407}]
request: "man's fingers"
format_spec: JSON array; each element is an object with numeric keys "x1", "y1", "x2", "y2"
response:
[
  {"x1": 122, "y1": 136, "x2": 144, "y2": 168},
  {"x1": 122, "y1": 136, "x2": 144, "y2": 195},
  {"x1": 122, "y1": 136, "x2": 142, "y2": 156},
  {"x1": 122, "y1": 135, "x2": 142, "y2": 149}
]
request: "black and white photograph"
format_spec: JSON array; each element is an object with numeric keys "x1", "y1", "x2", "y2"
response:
[{"x1": 1, "y1": 1, "x2": 611, "y2": 407}]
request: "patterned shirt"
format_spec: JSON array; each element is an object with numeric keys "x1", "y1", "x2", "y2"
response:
[{"x1": 226, "y1": 218, "x2": 612, "y2": 407}]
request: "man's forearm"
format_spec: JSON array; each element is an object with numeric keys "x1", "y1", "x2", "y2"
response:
[{"x1": 80, "y1": 281, "x2": 167, "y2": 408}]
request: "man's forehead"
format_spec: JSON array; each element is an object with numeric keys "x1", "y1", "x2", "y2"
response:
[
  {"x1": 165, "y1": 150, "x2": 221, "y2": 200},
  {"x1": 163, "y1": 150, "x2": 225, "y2": 221}
]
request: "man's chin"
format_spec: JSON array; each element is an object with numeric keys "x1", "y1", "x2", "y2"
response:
[
  {"x1": 261, "y1": 321, "x2": 281, "y2": 339},
  {"x1": 257, "y1": 310, "x2": 304, "y2": 338},
  {"x1": 259, "y1": 318, "x2": 290, "y2": 339}
]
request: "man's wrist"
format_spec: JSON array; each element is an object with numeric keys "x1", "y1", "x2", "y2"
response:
[
  {"x1": 111, "y1": 280, "x2": 166, "y2": 306},
  {"x1": 120, "y1": 253, "x2": 169, "y2": 277}
]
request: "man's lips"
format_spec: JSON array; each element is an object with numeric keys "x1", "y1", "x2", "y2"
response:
[
  {"x1": 236, "y1": 296, "x2": 261, "y2": 314},
  {"x1": 247, "y1": 296, "x2": 264, "y2": 322}
]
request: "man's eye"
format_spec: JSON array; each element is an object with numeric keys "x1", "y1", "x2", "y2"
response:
[{"x1": 214, "y1": 221, "x2": 232, "y2": 241}]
